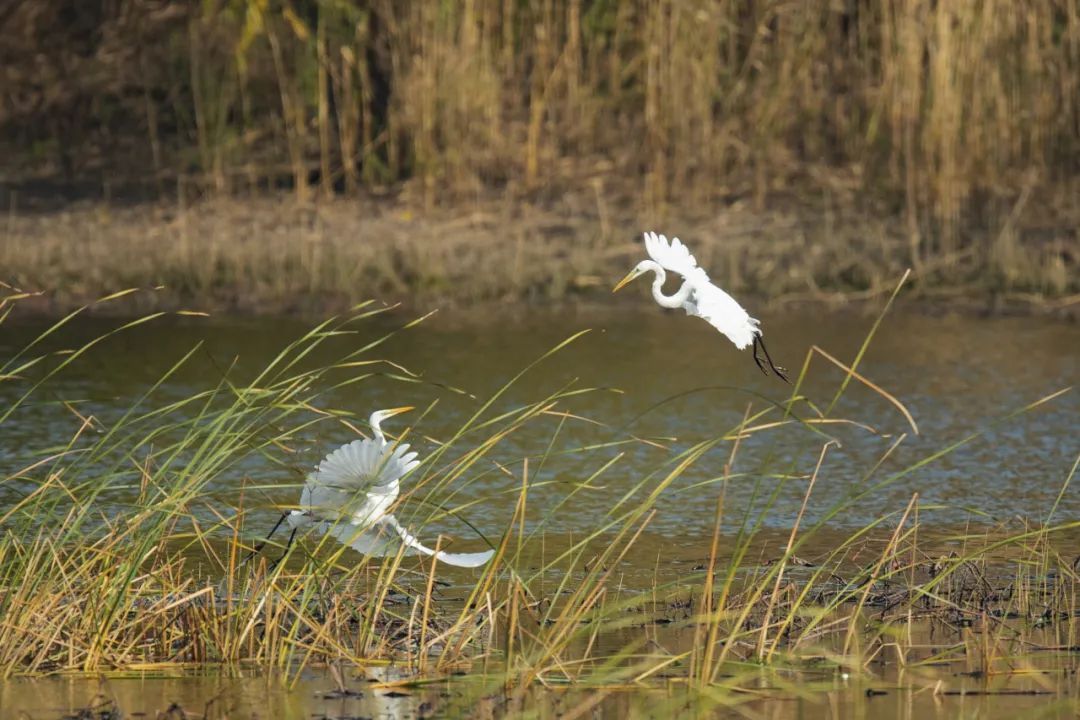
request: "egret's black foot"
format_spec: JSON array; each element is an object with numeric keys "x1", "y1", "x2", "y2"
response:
[
  {"x1": 267, "y1": 528, "x2": 298, "y2": 572},
  {"x1": 242, "y1": 512, "x2": 288, "y2": 565},
  {"x1": 752, "y1": 336, "x2": 769, "y2": 376},
  {"x1": 771, "y1": 365, "x2": 790, "y2": 383},
  {"x1": 755, "y1": 334, "x2": 790, "y2": 384}
]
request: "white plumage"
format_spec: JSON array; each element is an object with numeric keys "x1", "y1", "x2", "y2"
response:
[
  {"x1": 285, "y1": 407, "x2": 495, "y2": 568},
  {"x1": 615, "y1": 232, "x2": 787, "y2": 381}
]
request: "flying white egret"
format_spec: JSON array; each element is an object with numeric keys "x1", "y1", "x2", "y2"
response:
[
  {"x1": 613, "y1": 231, "x2": 788, "y2": 382},
  {"x1": 254, "y1": 407, "x2": 494, "y2": 568}
]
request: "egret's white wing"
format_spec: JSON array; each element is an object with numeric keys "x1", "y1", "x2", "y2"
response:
[
  {"x1": 287, "y1": 484, "x2": 321, "y2": 526},
  {"x1": 643, "y1": 232, "x2": 709, "y2": 284},
  {"x1": 384, "y1": 515, "x2": 495, "y2": 568},
  {"x1": 645, "y1": 231, "x2": 761, "y2": 350},
  {"x1": 320, "y1": 515, "x2": 494, "y2": 567},
  {"x1": 315, "y1": 438, "x2": 419, "y2": 491},
  {"x1": 286, "y1": 506, "x2": 313, "y2": 529},
  {"x1": 302, "y1": 438, "x2": 419, "y2": 519},
  {"x1": 295, "y1": 433, "x2": 491, "y2": 567},
  {"x1": 688, "y1": 282, "x2": 760, "y2": 350},
  {"x1": 326, "y1": 519, "x2": 398, "y2": 556}
]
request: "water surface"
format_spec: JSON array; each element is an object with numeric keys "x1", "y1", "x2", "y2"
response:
[
  {"x1": 1, "y1": 303, "x2": 1078, "y2": 718},
  {"x1": 1, "y1": 658, "x2": 1076, "y2": 719},
  {"x1": 2, "y1": 305, "x2": 1076, "y2": 537}
]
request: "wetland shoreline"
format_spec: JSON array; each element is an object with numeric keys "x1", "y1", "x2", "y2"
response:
[
  {"x1": 1, "y1": 287, "x2": 1076, "y2": 717},
  {"x1": 2, "y1": 192, "x2": 1077, "y2": 319}
]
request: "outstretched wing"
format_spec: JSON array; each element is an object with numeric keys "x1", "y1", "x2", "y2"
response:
[
  {"x1": 643, "y1": 231, "x2": 760, "y2": 349},
  {"x1": 313, "y1": 438, "x2": 419, "y2": 491},
  {"x1": 326, "y1": 518, "x2": 398, "y2": 556},
  {"x1": 384, "y1": 515, "x2": 495, "y2": 568},
  {"x1": 303, "y1": 438, "x2": 419, "y2": 519},
  {"x1": 643, "y1": 232, "x2": 709, "y2": 284},
  {"x1": 320, "y1": 514, "x2": 494, "y2": 567},
  {"x1": 688, "y1": 281, "x2": 760, "y2": 350}
]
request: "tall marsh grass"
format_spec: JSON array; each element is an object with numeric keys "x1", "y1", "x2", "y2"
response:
[
  {"x1": 2, "y1": 1, "x2": 1077, "y2": 296},
  {"x1": 0, "y1": 283, "x2": 1076, "y2": 712}
]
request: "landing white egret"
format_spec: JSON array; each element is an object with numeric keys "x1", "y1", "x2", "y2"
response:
[
  {"x1": 613, "y1": 231, "x2": 788, "y2": 382},
  {"x1": 258, "y1": 407, "x2": 494, "y2": 568}
]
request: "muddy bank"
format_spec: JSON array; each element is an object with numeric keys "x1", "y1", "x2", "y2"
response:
[{"x1": 2, "y1": 193, "x2": 1076, "y2": 318}]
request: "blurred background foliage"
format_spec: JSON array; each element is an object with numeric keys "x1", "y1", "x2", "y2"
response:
[{"x1": 1, "y1": 0, "x2": 1077, "y2": 296}]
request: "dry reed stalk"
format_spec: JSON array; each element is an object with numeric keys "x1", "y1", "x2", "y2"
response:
[
  {"x1": 5, "y1": 0, "x2": 1077, "y2": 261},
  {"x1": 757, "y1": 440, "x2": 836, "y2": 662},
  {"x1": 1, "y1": 288, "x2": 1078, "y2": 693}
]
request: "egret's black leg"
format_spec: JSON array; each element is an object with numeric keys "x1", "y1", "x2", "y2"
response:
[
  {"x1": 756, "y1": 335, "x2": 789, "y2": 384},
  {"x1": 751, "y1": 336, "x2": 769, "y2": 375},
  {"x1": 268, "y1": 528, "x2": 298, "y2": 572},
  {"x1": 243, "y1": 512, "x2": 288, "y2": 565}
]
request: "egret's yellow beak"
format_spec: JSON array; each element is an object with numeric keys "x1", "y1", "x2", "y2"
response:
[
  {"x1": 381, "y1": 406, "x2": 414, "y2": 418},
  {"x1": 612, "y1": 269, "x2": 640, "y2": 293}
]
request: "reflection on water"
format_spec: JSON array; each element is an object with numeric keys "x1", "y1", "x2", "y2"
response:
[
  {"x1": 2, "y1": 305, "x2": 1076, "y2": 538},
  {"x1": 0, "y1": 304, "x2": 1078, "y2": 717},
  {"x1": 1, "y1": 658, "x2": 1076, "y2": 719},
  {"x1": 0, "y1": 668, "x2": 431, "y2": 720}
]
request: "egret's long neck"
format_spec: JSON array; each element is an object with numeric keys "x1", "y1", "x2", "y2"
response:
[
  {"x1": 650, "y1": 265, "x2": 692, "y2": 308},
  {"x1": 370, "y1": 414, "x2": 386, "y2": 445}
]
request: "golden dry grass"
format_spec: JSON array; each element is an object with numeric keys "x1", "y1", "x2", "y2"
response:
[
  {"x1": 0, "y1": 288, "x2": 1076, "y2": 695},
  {"x1": 1, "y1": 1, "x2": 1077, "y2": 305},
  {"x1": 2, "y1": 193, "x2": 1076, "y2": 315}
]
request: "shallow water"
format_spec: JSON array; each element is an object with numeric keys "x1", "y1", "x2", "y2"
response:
[
  {"x1": 2, "y1": 304, "x2": 1077, "y2": 537},
  {"x1": 1, "y1": 304, "x2": 1078, "y2": 718},
  {"x1": 1, "y1": 655, "x2": 1077, "y2": 719}
]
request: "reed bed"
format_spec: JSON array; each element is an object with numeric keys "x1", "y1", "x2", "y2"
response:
[
  {"x1": 2, "y1": 1, "x2": 1078, "y2": 302},
  {"x1": 3, "y1": 196, "x2": 1077, "y2": 316},
  {"x1": 0, "y1": 285, "x2": 1077, "y2": 714}
]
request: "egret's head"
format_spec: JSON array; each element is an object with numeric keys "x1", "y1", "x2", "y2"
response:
[
  {"x1": 369, "y1": 406, "x2": 414, "y2": 430},
  {"x1": 613, "y1": 260, "x2": 654, "y2": 293}
]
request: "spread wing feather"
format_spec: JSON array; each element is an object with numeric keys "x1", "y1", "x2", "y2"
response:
[
  {"x1": 313, "y1": 438, "x2": 419, "y2": 491},
  {"x1": 384, "y1": 515, "x2": 495, "y2": 567},
  {"x1": 300, "y1": 438, "x2": 418, "y2": 520},
  {"x1": 327, "y1": 519, "x2": 396, "y2": 556},
  {"x1": 690, "y1": 283, "x2": 760, "y2": 350},
  {"x1": 323, "y1": 515, "x2": 494, "y2": 567},
  {"x1": 643, "y1": 232, "x2": 709, "y2": 285},
  {"x1": 293, "y1": 433, "x2": 492, "y2": 567},
  {"x1": 643, "y1": 231, "x2": 760, "y2": 349}
]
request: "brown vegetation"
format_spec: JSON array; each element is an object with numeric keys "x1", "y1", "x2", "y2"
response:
[
  {"x1": 3, "y1": 195, "x2": 1077, "y2": 315},
  {"x1": 1, "y1": 1, "x2": 1078, "y2": 308},
  {"x1": 0, "y1": 281, "x2": 1077, "y2": 718}
]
